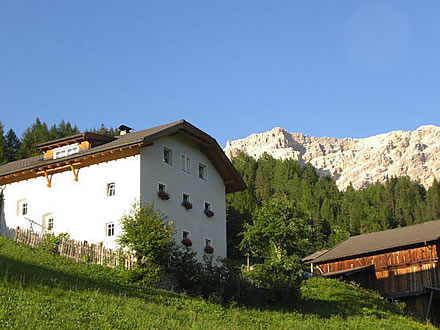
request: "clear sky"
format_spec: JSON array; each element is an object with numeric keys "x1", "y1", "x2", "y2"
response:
[{"x1": 1, "y1": 1, "x2": 439, "y2": 147}]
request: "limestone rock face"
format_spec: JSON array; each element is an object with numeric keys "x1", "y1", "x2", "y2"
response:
[{"x1": 224, "y1": 125, "x2": 440, "y2": 190}]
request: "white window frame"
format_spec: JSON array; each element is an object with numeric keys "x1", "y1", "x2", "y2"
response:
[
  {"x1": 53, "y1": 143, "x2": 79, "y2": 159},
  {"x1": 182, "y1": 230, "x2": 190, "y2": 240},
  {"x1": 205, "y1": 238, "x2": 212, "y2": 247},
  {"x1": 158, "y1": 182, "x2": 167, "y2": 193},
  {"x1": 181, "y1": 154, "x2": 191, "y2": 174},
  {"x1": 204, "y1": 201, "x2": 212, "y2": 211},
  {"x1": 17, "y1": 199, "x2": 28, "y2": 216},
  {"x1": 182, "y1": 192, "x2": 191, "y2": 203},
  {"x1": 47, "y1": 217, "x2": 54, "y2": 231},
  {"x1": 198, "y1": 162, "x2": 207, "y2": 180},
  {"x1": 107, "y1": 182, "x2": 116, "y2": 197},
  {"x1": 163, "y1": 146, "x2": 173, "y2": 165},
  {"x1": 106, "y1": 222, "x2": 115, "y2": 237},
  {"x1": 42, "y1": 213, "x2": 54, "y2": 232}
]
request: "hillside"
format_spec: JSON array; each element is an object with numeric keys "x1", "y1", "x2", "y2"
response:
[
  {"x1": 0, "y1": 236, "x2": 433, "y2": 329},
  {"x1": 225, "y1": 125, "x2": 440, "y2": 190}
]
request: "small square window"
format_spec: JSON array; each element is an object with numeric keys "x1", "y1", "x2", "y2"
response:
[
  {"x1": 163, "y1": 147, "x2": 173, "y2": 165},
  {"x1": 47, "y1": 218, "x2": 54, "y2": 231},
  {"x1": 107, "y1": 183, "x2": 116, "y2": 197},
  {"x1": 106, "y1": 223, "x2": 115, "y2": 237},
  {"x1": 22, "y1": 203, "x2": 28, "y2": 216},
  {"x1": 181, "y1": 154, "x2": 191, "y2": 173},
  {"x1": 183, "y1": 231, "x2": 190, "y2": 240},
  {"x1": 199, "y1": 163, "x2": 207, "y2": 180},
  {"x1": 158, "y1": 183, "x2": 167, "y2": 192}
]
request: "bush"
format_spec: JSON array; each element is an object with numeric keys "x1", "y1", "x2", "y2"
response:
[
  {"x1": 40, "y1": 232, "x2": 69, "y2": 254},
  {"x1": 117, "y1": 201, "x2": 175, "y2": 287},
  {"x1": 242, "y1": 256, "x2": 304, "y2": 305}
]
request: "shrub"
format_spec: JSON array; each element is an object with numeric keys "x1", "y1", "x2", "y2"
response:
[
  {"x1": 117, "y1": 201, "x2": 175, "y2": 287},
  {"x1": 242, "y1": 256, "x2": 304, "y2": 305},
  {"x1": 40, "y1": 232, "x2": 69, "y2": 254},
  {"x1": 118, "y1": 201, "x2": 175, "y2": 265}
]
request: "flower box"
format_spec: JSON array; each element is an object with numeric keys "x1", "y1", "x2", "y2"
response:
[
  {"x1": 157, "y1": 191, "x2": 170, "y2": 200},
  {"x1": 204, "y1": 245, "x2": 214, "y2": 254},
  {"x1": 181, "y1": 201, "x2": 193, "y2": 210},
  {"x1": 181, "y1": 238, "x2": 193, "y2": 247},
  {"x1": 204, "y1": 209, "x2": 214, "y2": 218}
]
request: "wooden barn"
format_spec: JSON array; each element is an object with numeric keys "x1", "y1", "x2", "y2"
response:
[{"x1": 304, "y1": 220, "x2": 440, "y2": 324}]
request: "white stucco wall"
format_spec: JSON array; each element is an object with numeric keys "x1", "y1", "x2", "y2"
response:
[
  {"x1": 1, "y1": 155, "x2": 140, "y2": 248},
  {"x1": 0, "y1": 134, "x2": 229, "y2": 262},
  {"x1": 140, "y1": 135, "x2": 227, "y2": 261}
]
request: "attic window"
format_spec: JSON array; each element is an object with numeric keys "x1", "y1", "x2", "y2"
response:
[{"x1": 53, "y1": 143, "x2": 79, "y2": 159}]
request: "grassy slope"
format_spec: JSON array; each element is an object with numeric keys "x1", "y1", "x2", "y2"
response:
[{"x1": 0, "y1": 236, "x2": 434, "y2": 329}]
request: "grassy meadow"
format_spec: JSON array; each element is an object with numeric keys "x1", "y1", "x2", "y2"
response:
[{"x1": 0, "y1": 235, "x2": 434, "y2": 329}]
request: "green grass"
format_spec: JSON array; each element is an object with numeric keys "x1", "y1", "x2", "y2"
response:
[{"x1": 0, "y1": 236, "x2": 434, "y2": 329}]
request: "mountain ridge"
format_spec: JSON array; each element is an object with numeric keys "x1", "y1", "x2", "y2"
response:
[{"x1": 224, "y1": 125, "x2": 440, "y2": 190}]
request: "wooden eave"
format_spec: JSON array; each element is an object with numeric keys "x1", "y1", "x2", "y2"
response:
[
  {"x1": 0, "y1": 143, "x2": 142, "y2": 186},
  {"x1": 313, "y1": 240, "x2": 440, "y2": 265},
  {"x1": 37, "y1": 133, "x2": 115, "y2": 152}
]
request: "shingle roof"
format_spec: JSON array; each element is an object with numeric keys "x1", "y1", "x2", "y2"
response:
[
  {"x1": 311, "y1": 220, "x2": 440, "y2": 264},
  {"x1": 0, "y1": 119, "x2": 246, "y2": 193}
]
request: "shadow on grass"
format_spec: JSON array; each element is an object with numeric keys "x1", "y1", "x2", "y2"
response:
[
  {"x1": 0, "y1": 253, "x2": 182, "y2": 306},
  {"x1": 292, "y1": 279, "x2": 404, "y2": 319}
]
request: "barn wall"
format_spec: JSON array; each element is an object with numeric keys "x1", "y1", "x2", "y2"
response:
[{"x1": 317, "y1": 244, "x2": 439, "y2": 295}]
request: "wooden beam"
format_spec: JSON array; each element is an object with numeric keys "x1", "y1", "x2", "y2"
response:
[
  {"x1": 43, "y1": 170, "x2": 53, "y2": 188},
  {"x1": 70, "y1": 165, "x2": 79, "y2": 182}
]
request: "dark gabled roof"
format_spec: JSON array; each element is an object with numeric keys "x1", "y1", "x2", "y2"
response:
[
  {"x1": 0, "y1": 120, "x2": 246, "y2": 193},
  {"x1": 302, "y1": 249, "x2": 328, "y2": 263},
  {"x1": 311, "y1": 220, "x2": 440, "y2": 264}
]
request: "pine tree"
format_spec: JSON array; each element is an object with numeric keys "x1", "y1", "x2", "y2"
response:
[{"x1": 4, "y1": 129, "x2": 21, "y2": 162}]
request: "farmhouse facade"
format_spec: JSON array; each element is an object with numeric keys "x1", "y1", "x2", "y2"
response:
[
  {"x1": 0, "y1": 120, "x2": 246, "y2": 260},
  {"x1": 304, "y1": 221, "x2": 440, "y2": 323}
]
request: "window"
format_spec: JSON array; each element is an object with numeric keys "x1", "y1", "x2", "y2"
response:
[
  {"x1": 163, "y1": 146, "x2": 173, "y2": 165},
  {"x1": 205, "y1": 238, "x2": 212, "y2": 247},
  {"x1": 183, "y1": 230, "x2": 190, "y2": 240},
  {"x1": 106, "y1": 223, "x2": 115, "y2": 237},
  {"x1": 181, "y1": 154, "x2": 191, "y2": 173},
  {"x1": 107, "y1": 183, "x2": 116, "y2": 197},
  {"x1": 53, "y1": 143, "x2": 79, "y2": 159},
  {"x1": 198, "y1": 163, "x2": 207, "y2": 180},
  {"x1": 47, "y1": 218, "x2": 54, "y2": 231},
  {"x1": 158, "y1": 183, "x2": 167, "y2": 192},
  {"x1": 204, "y1": 201, "x2": 211, "y2": 211},
  {"x1": 42, "y1": 213, "x2": 54, "y2": 232},
  {"x1": 22, "y1": 202, "x2": 28, "y2": 216},
  {"x1": 183, "y1": 193, "x2": 190, "y2": 203}
]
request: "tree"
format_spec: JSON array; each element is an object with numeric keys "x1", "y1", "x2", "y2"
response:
[
  {"x1": 0, "y1": 122, "x2": 6, "y2": 164},
  {"x1": 239, "y1": 197, "x2": 312, "y2": 259},
  {"x1": 4, "y1": 129, "x2": 21, "y2": 162},
  {"x1": 117, "y1": 201, "x2": 175, "y2": 265}
]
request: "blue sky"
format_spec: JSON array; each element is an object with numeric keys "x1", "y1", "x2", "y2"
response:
[{"x1": 1, "y1": 1, "x2": 439, "y2": 147}]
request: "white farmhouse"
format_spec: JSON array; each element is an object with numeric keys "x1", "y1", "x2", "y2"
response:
[{"x1": 0, "y1": 120, "x2": 246, "y2": 260}]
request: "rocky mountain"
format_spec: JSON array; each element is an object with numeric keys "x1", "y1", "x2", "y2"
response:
[{"x1": 224, "y1": 125, "x2": 440, "y2": 191}]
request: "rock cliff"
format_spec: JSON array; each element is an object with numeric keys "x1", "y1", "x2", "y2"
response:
[{"x1": 224, "y1": 125, "x2": 440, "y2": 190}]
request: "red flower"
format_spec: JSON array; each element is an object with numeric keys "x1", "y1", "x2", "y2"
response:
[
  {"x1": 181, "y1": 201, "x2": 193, "y2": 210},
  {"x1": 181, "y1": 238, "x2": 193, "y2": 247},
  {"x1": 204, "y1": 245, "x2": 214, "y2": 254},
  {"x1": 204, "y1": 209, "x2": 214, "y2": 217},
  {"x1": 157, "y1": 191, "x2": 170, "y2": 200}
]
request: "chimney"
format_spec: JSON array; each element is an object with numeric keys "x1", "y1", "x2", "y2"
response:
[{"x1": 118, "y1": 125, "x2": 132, "y2": 136}]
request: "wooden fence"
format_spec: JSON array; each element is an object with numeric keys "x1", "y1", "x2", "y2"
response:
[{"x1": 14, "y1": 227, "x2": 137, "y2": 270}]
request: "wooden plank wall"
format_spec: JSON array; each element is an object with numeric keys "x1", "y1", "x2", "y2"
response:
[{"x1": 317, "y1": 244, "x2": 439, "y2": 295}]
